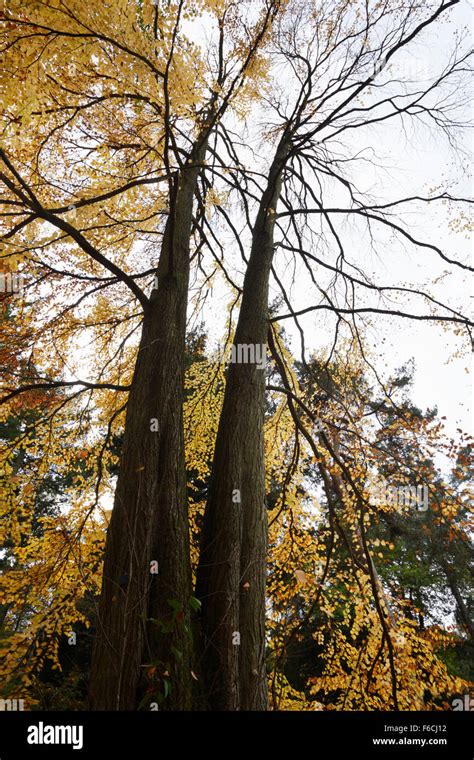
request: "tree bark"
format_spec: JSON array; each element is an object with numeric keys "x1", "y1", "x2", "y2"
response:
[
  {"x1": 442, "y1": 562, "x2": 474, "y2": 642},
  {"x1": 90, "y1": 137, "x2": 208, "y2": 710},
  {"x1": 196, "y1": 134, "x2": 290, "y2": 710}
]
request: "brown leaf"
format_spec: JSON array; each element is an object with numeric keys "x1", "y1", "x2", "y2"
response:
[{"x1": 295, "y1": 569, "x2": 307, "y2": 585}]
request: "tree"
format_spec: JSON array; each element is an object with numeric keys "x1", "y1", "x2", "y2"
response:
[
  {"x1": 0, "y1": 0, "x2": 283, "y2": 709},
  {"x1": 264, "y1": 346, "x2": 471, "y2": 709},
  {"x1": 195, "y1": 0, "x2": 471, "y2": 710},
  {"x1": 1, "y1": 0, "x2": 472, "y2": 712}
]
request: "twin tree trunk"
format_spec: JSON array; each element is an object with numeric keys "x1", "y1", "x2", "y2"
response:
[
  {"x1": 90, "y1": 137, "x2": 208, "y2": 710},
  {"x1": 90, "y1": 121, "x2": 291, "y2": 710},
  {"x1": 196, "y1": 135, "x2": 290, "y2": 710}
]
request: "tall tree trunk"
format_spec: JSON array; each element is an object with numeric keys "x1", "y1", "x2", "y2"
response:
[
  {"x1": 90, "y1": 137, "x2": 208, "y2": 710},
  {"x1": 196, "y1": 135, "x2": 290, "y2": 710}
]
